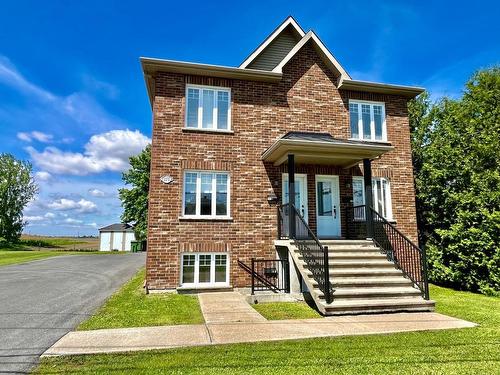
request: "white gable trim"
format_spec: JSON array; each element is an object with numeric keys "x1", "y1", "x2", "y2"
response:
[
  {"x1": 239, "y1": 16, "x2": 305, "y2": 69},
  {"x1": 272, "y1": 31, "x2": 351, "y2": 80}
]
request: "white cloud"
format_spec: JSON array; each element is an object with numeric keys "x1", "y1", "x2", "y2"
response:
[
  {"x1": 24, "y1": 215, "x2": 44, "y2": 222},
  {"x1": 44, "y1": 212, "x2": 56, "y2": 219},
  {"x1": 64, "y1": 218, "x2": 83, "y2": 224},
  {"x1": 35, "y1": 171, "x2": 52, "y2": 182},
  {"x1": 17, "y1": 131, "x2": 53, "y2": 143},
  {"x1": 88, "y1": 188, "x2": 105, "y2": 197},
  {"x1": 47, "y1": 198, "x2": 98, "y2": 213},
  {"x1": 26, "y1": 129, "x2": 150, "y2": 176}
]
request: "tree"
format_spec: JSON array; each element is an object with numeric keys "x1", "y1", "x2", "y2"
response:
[
  {"x1": 0, "y1": 154, "x2": 38, "y2": 242},
  {"x1": 410, "y1": 67, "x2": 500, "y2": 295},
  {"x1": 119, "y1": 145, "x2": 151, "y2": 241}
]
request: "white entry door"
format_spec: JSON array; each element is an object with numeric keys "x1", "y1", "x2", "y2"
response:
[
  {"x1": 316, "y1": 175, "x2": 341, "y2": 238},
  {"x1": 282, "y1": 174, "x2": 308, "y2": 222}
]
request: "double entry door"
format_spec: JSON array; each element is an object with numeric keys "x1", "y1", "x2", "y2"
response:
[{"x1": 282, "y1": 174, "x2": 341, "y2": 238}]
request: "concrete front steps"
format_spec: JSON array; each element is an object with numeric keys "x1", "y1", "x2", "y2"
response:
[{"x1": 280, "y1": 239, "x2": 435, "y2": 315}]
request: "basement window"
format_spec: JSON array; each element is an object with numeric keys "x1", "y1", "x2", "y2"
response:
[
  {"x1": 185, "y1": 85, "x2": 231, "y2": 131},
  {"x1": 181, "y1": 253, "x2": 229, "y2": 287}
]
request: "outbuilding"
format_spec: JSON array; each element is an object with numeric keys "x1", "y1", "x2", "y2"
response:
[{"x1": 98, "y1": 223, "x2": 136, "y2": 251}]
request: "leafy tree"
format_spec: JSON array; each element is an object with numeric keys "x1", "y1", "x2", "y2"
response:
[
  {"x1": 410, "y1": 67, "x2": 500, "y2": 295},
  {"x1": 119, "y1": 145, "x2": 151, "y2": 241},
  {"x1": 0, "y1": 154, "x2": 38, "y2": 242}
]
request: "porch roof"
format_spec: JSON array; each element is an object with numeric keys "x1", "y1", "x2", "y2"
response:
[{"x1": 261, "y1": 132, "x2": 394, "y2": 168}]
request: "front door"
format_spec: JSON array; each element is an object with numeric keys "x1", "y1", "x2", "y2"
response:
[
  {"x1": 316, "y1": 175, "x2": 341, "y2": 238},
  {"x1": 282, "y1": 173, "x2": 308, "y2": 222}
]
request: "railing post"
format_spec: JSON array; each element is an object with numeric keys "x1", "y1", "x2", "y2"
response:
[
  {"x1": 323, "y1": 246, "x2": 331, "y2": 304},
  {"x1": 277, "y1": 206, "x2": 281, "y2": 239},
  {"x1": 422, "y1": 245, "x2": 430, "y2": 300},
  {"x1": 288, "y1": 154, "x2": 296, "y2": 239},
  {"x1": 363, "y1": 158, "x2": 374, "y2": 239},
  {"x1": 251, "y1": 258, "x2": 255, "y2": 295},
  {"x1": 284, "y1": 259, "x2": 290, "y2": 293}
]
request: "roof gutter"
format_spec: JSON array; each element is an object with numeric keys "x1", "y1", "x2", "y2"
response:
[
  {"x1": 141, "y1": 57, "x2": 283, "y2": 107},
  {"x1": 338, "y1": 78, "x2": 425, "y2": 98}
]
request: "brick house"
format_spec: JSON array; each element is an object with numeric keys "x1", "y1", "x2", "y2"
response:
[{"x1": 141, "y1": 17, "x2": 434, "y2": 314}]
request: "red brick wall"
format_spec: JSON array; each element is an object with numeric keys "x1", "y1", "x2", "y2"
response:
[{"x1": 146, "y1": 41, "x2": 418, "y2": 290}]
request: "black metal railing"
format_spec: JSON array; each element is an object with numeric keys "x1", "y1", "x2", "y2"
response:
[
  {"x1": 345, "y1": 204, "x2": 429, "y2": 299},
  {"x1": 238, "y1": 259, "x2": 290, "y2": 294},
  {"x1": 277, "y1": 203, "x2": 333, "y2": 303}
]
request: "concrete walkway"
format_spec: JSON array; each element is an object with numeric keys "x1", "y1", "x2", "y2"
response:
[
  {"x1": 198, "y1": 292, "x2": 267, "y2": 323},
  {"x1": 43, "y1": 311, "x2": 476, "y2": 356}
]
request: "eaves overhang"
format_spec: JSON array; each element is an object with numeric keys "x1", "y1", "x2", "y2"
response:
[
  {"x1": 141, "y1": 57, "x2": 282, "y2": 108},
  {"x1": 262, "y1": 137, "x2": 394, "y2": 169},
  {"x1": 338, "y1": 78, "x2": 425, "y2": 98}
]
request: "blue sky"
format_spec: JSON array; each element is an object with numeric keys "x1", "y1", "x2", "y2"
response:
[{"x1": 0, "y1": 1, "x2": 498, "y2": 236}]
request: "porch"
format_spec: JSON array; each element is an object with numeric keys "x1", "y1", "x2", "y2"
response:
[{"x1": 238, "y1": 131, "x2": 433, "y2": 315}]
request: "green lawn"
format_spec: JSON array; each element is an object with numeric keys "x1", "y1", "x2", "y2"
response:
[
  {"x1": 0, "y1": 250, "x2": 109, "y2": 267},
  {"x1": 78, "y1": 269, "x2": 204, "y2": 330},
  {"x1": 252, "y1": 301, "x2": 321, "y2": 320},
  {"x1": 36, "y1": 285, "x2": 499, "y2": 374}
]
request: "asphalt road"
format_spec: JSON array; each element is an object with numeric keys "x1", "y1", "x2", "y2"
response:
[{"x1": 0, "y1": 253, "x2": 145, "y2": 374}]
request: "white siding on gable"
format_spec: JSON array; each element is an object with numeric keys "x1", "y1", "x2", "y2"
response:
[
  {"x1": 247, "y1": 25, "x2": 301, "y2": 71},
  {"x1": 99, "y1": 232, "x2": 111, "y2": 251},
  {"x1": 112, "y1": 232, "x2": 123, "y2": 250},
  {"x1": 124, "y1": 232, "x2": 136, "y2": 251}
]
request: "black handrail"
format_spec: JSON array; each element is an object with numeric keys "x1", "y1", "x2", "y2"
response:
[
  {"x1": 237, "y1": 259, "x2": 290, "y2": 294},
  {"x1": 345, "y1": 204, "x2": 429, "y2": 299},
  {"x1": 277, "y1": 203, "x2": 333, "y2": 304},
  {"x1": 369, "y1": 207, "x2": 429, "y2": 299}
]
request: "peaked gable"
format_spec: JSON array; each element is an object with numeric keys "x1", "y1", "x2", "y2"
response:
[
  {"x1": 239, "y1": 16, "x2": 305, "y2": 70},
  {"x1": 273, "y1": 31, "x2": 351, "y2": 80},
  {"x1": 240, "y1": 17, "x2": 350, "y2": 80}
]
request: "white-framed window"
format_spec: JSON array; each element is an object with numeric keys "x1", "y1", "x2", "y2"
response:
[
  {"x1": 182, "y1": 171, "x2": 230, "y2": 218},
  {"x1": 185, "y1": 85, "x2": 231, "y2": 131},
  {"x1": 349, "y1": 100, "x2": 386, "y2": 141},
  {"x1": 352, "y1": 176, "x2": 393, "y2": 220},
  {"x1": 180, "y1": 253, "x2": 229, "y2": 286}
]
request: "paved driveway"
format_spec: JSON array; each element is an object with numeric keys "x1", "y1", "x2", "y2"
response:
[{"x1": 0, "y1": 253, "x2": 145, "y2": 374}]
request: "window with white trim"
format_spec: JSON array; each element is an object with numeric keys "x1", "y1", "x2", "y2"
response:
[
  {"x1": 349, "y1": 101, "x2": 386, "y2": 141},
  {"x1": 181, "y1": 253, "x2": 229, "y2": 286},
  {"x1": 352, "y1": 176, "x2": 393, "y2": 220},
  {"x1": 186, "y1": 85, "x2": 231, "y2": 130},
  {"x1": 183, "y1": 171, "x2": 230, "y2": 218}
]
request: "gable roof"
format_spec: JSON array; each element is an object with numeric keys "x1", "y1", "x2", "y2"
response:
[
  {"x1": 272, "y1": 30, "x2": 351, "y2": 80},
  {"x1": 239, "y1": 16, "x2": 305, "y2": 69},
  {"x1": 141, "y1": 16, "x2": 424, "y2": 107},
  {"x1": 99, "y1": 223, "x2": 134, "y2": 232}
]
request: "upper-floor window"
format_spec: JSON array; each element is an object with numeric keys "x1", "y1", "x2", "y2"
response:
[
  {"x1": 182, "y1": 171, "x2": 230, "y2": 218},
  {"x1": 186, "y1": 85, "x2": 231, "y2": 131},
  {"x1": 349, "y1": 100, "x2": 386, "y2": 141}
]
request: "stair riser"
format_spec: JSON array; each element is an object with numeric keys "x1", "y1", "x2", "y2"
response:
[
  {"x1": 332, "y1": 282, "x2": 413, "y2": 288},
  {"x1": 315, "y1": 289, "x2": 421, "y2": 302},
  {"x1": 324, "y1": 306, "x2": 434, "y2": 314}
]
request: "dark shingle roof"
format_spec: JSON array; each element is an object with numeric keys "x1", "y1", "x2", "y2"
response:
[
  {"x1": 281, "y1": 131, "x2": 391, "y2": 146},
  {"x1": 99, "y1": 223, "x2": 134, "y2": 232}
]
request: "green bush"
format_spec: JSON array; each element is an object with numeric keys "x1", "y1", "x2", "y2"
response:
[{"x1": 411, "y1": 67, "x2": 500, "y2": 295}]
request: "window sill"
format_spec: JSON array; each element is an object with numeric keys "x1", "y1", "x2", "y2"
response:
[
  {"x1": 179, "y1": 216, "x2": 233, "y2": 222},
  {"x1": 177, "y1": 284, "x2": 232, "y2": 293},
  {"x1": 182, "y1": 128, "x2": 234, "y2": 135},
  {"x1": 348, "y1": 138, "x2": 390, "y2": 144}
]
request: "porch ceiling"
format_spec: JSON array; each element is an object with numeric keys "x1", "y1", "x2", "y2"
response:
[{"x1": 261, "y1": 132, "x2": 394, "y2": 168}]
